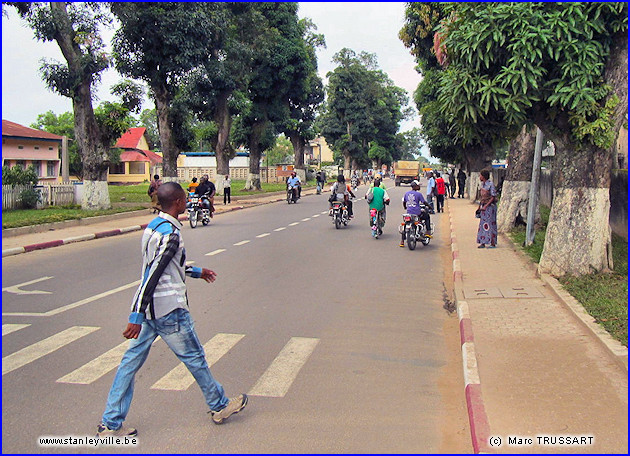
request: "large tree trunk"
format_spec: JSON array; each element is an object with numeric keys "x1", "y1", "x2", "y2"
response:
[
  {"x1": 497, "y1": 125, "x2": 537, "y2": 232},
  {"x1": 154, "y1": 83, "x2": 179, "y2": 180},
  {"x1": 214, "y1": 91, "x2": 234, "y2": 196},
  {"x1": 245, "y1": 120, "x2": 266, "y2": 191},
  {"x1": 289, "y1": 131, "x2": 306, "y2": 182},
  {"x1": 537, "y1": 30, "x2": 626, "y2": 276},
  {"x1": 464, "y1": 144, "x2": 493, "y2": 201},
  {"x1": 50, "y1": 2, "x2": 110, "y2": 210},
  {"x1": 538, "y1": 139, "x2": 613, "y2": 276}
]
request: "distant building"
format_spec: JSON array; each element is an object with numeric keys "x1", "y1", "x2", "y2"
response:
[
  {"x1": 306, "y1": 136, "x2": 334, "y2": 166},
  {"x1": 109, "y1": 127, "x2": 162, "y2": 183},
  {"x1": 2, "y1": 119, "x2": 63, "y2": 182}
]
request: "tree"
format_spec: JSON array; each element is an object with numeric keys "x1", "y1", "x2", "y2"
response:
[
  {"x1": 396, "y1": 128, "x2": 428, "y2": 160},
  {"x1": 282, "y1": 18, "x2": 325, "y2": 179},
  {"x1": 8, "y1": 2, "x2": 113, "y2": 209},
  {"x1": 433, "y1": 2, "x2": 628, "y2": 275},
  {"x1": 266, "y1": 135, "x2": 294, "y2": 166},
  {"x1": 111, "y1": 2, "x2": 228, "y2": 180},
  {"x1": 138, "y1": 109, "x2": 160, "y2": 152},
  {"x1": 320, "y1": 49, "x2": 410, "y2": 174},
  {"x1": 238, "y1": 2, "x2": 309, "y2": 190}
]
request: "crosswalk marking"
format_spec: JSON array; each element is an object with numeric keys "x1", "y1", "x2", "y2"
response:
[
  {"x1": 248, "y1": 337, "x2": 319, "y2": 397},
  {"x1": 233, "y1": 240, "x2": 250, "y2": 246},
  {"x1": 151, "y1": 333, "x2": 245, "y2": 391},
  {"x1": 256, "y1": 233, "x2": 271, "y2": 238},
  {"x1": 56, "y1": 341, "x2": 129, "y2": 385},
  {"x1": 2, "y1": 324, "x2": 31, "y2": 336},
  {"x1": 2, "y1": 326, "x2": 99, "y2": 376},
  {"x1": 206, "y1": 249, "x2": 226, "y2": 256},
  {"x1": 2, "y1": 281, "x2": 140, "y2": 318}
]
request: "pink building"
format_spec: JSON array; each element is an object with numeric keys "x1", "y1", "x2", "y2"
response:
[{"x1": 2, "y1": 119, "x2": 63, "y2": 182}]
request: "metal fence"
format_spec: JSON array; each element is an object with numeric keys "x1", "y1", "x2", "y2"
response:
[{"x1": 2, "y1": 182, "x2": 75, "y2": 210}]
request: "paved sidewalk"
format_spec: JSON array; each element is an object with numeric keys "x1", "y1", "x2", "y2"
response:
[
  {"x1": 2, "y1": 188, "x2": 315, "y2": 255},
  {"x1": 446, "y1": 197, "x2": 628, "y2": 454}
]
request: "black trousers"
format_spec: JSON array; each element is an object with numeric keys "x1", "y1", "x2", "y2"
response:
[{"x1": 224, "y1": 187, "x2": 231, "y2": 204}]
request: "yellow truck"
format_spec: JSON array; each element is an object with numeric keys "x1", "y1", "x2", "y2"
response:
[{"x1": 393, "y1": 161, "x2": 420, "y2": 186}]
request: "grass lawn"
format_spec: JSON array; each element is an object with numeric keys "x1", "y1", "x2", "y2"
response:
[
  {"x1": 509, "y1": 206, "x2": 628, "y2": 346},
  {"x1": 2, "y1": 179, "x2": 314, "y2": 229}
]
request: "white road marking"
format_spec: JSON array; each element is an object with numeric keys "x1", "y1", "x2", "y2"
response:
[
  {"x1": 2, "y1": 324, "x2": 31, "y2": 336},
  {"x1": 234, "y1": 240, "x2": 250, "y2": 246},
  {"x1": 2, "y1": 276, "x2": 53, "y2": 295},
  {"x1": 288, "y1": 222, "x2": 300, "y2": 227},
  {"x1": 274, "y1": 227, "x2": 287, "y2": 232},
  {"x1": 256, "y1": 233, "x2": 271, "y2": 238},
  {"x1": 320, "y1": 211, "x2": 328, "y2": 215},
  {"x1": 301, "y1": 218, "x2": 311, "y2": 222},
  {"x1": 248, "y1": 337, "x2": 319, "y2": 397},
  {"x1": 56, "y1": 341, "x2": 130, "y2": 385},
  {"x1": 56, "y1": 338, "x2": 161, "y2": 385},
  {"x1": 1, "y1": 281, "x2": 141, "y2": 317},
  {"x1": 312, "y1": 214, "x2": 320, "y2": 218},
  {"x1": 2, "y1": 326, "x2": 99, "y2": 376},
  {"x1": 151, "y1": 333, "x2": 245, "y2": 391},
  {"x1": 206, "y1": 249, "x2": 226, "y2": 256}
]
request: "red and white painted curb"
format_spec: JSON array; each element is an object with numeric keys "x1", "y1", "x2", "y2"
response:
[{"x1": 448, "y1": 205, "x2": 492, "y2": 454}]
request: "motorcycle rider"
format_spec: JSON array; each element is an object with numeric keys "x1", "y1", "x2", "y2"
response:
[
  {"x1": 286, "y1": 171, "x2": 302, "y2": 200},
  {"x1": 400, "y1": 180, "x2": 432, "y2": 247},
  {"x1": 195, "y1": 174, "x2": 216, "y2": 217},
  {"x1": 329, "y1": 174, "x2": 355, "y2": 218},
  {"x1": 366, "y1": 176, "x2": 390, "y2": 230}
]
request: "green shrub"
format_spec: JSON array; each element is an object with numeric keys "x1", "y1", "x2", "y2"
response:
[{"x1": 19, "y1": 188, "x2": 41, "y2": 209}]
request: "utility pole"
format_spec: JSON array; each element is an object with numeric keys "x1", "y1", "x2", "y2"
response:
[{"x1": 525, "y1": 127, "x2": 544, "y2": 246}]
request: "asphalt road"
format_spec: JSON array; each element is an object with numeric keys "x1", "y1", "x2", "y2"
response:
[{"x1": 2, "y1": 181, "x2": 471, "y2": 453}]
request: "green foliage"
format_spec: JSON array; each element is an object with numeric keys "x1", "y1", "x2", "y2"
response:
[
  {"x1": 436, "y1": 2, "x2": 628, "y2": 149},
  {"x1": 18, "y1": 188, "x2": 41, "y2": 209},
  {"x1": 319, "y1": 48, "x2": 409, "y2": 168},
  {"x1": 31, "y1": 110, "x2": 82, "y2": 177},
  {"x1": 2, "y1": 164, "x2": 39, "y2": 186},
  {"x1": 265, "y1": 136, "x2": 294, "y2": 165},
  {"x1": 94, "y1": 102, "x2": 138, "y2": 149},
  {"x1": 137, "y1": 109, "x2": 160, "y2": 151}
]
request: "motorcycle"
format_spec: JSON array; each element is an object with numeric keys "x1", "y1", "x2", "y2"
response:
[
  {"x1": 330, "y1": 200, "x2": 350, "y2": 229},
  {"x1": 370, "y1": 208, "x2": 386, "y2": 238},
  {"x1": 187, "y1": 193, "x2": 211, "y2": 228},
  {"x1": 287, "y1": 185, "x2": 299, "y2": 204},
  {"x1": 399, "y1": 206, "x2": 433, "y2": 250}
]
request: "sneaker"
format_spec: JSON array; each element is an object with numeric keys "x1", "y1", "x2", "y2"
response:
[
  {"x1": 96, "y1": 423, "x2": 137, "y2": 437},
  {"x1": 399, "y1": 243, "x2": 405, "y2": 247},
  {"x1": 425, "y1": 233, "x2": 433, "y2": 239},
  {"x1": 210, "y1": 394, "x2": 248, "y2": 424}
]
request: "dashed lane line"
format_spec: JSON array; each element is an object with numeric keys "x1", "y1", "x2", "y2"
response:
[
  {"x1": 206, "y1": 249, "x2": 227, "y2": 256},
  {"x1": 256, "y1": 233, "x2": 271, "y2": 238},
  {"x1": 274, "y1": 227, "x2": 287, "y2": 232},
  {"x1": 234, "y1": 240, "x2": 251, "y2": 246},
  {"x1": 288, "y1": 222, "x2": 300, "y2": 227}
]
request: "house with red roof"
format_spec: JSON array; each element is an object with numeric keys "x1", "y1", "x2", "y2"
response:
[
  {"x1": 2, "y1": 119, "x2": 63, "y2": 182},
  {"x1": 109, "y1": 127, "x2": 162, "y2": 184}
]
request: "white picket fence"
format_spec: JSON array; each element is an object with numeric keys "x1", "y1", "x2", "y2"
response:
[{"x1": 2, "y1": 183, "x2": 76, "y2": 210}]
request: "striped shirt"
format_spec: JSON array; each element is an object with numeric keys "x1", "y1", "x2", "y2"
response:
[{"x1": 128, "y1": 212, "x2": 202, "y2": 325}]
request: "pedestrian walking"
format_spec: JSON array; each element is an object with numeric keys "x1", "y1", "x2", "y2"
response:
[
  {"x1": 476, "y1": 169, "x2": 497, "y2": 248},
  {"x1": 426, "y1": 171, "x2": 436, "y2": 211},
  {"x1": 457, "y1": 169, "x2": 467, "y2": 198},
  {"x1": 448, "y1": 171, "x2": 456, "y2": 198},
  {"x1": 435, "y1": 171, "x2": 446, "y2": 213},
  {"x1": 96, "y1": 182, "x2": 248, "y2": 437},
  {"x1": 223, "y1": 174, "x2": 231, "y2": 205}
]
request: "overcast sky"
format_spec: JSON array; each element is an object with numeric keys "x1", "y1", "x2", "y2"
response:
[{"x1": 2, "y1": 2, "x2": 424, "y2": 137}]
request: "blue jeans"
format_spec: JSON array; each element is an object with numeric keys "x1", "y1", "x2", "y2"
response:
[{"x1": 101, "y1": 308, "x2": 228, "y2": 430}]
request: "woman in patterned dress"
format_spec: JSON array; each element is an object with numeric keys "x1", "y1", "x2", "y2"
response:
[{"x1": 477, "y1": 169, "x2": 497, "y2": 248}]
